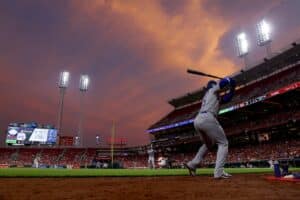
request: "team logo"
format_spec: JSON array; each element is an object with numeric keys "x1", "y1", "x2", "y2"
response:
[{"x1": 8, "y1": 128, "x2": 18, "y2": 136}]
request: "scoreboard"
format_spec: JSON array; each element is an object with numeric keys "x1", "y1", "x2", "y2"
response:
[{"x1": 6, "y1": 122, "x2": 57, "y2": 146}]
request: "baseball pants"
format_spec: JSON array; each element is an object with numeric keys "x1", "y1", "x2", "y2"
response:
[
  {"x1": 148, "y1": 157, "x2": 155, "y2": 169},
  {"x1": 188, "y1": 112, "x2": 228, "y2": 178}
]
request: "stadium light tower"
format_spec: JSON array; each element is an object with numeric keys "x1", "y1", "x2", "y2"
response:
[
  {"x1": 236, "y1": 32, "x2": 250, "y2": 68},
  {"x1": 257, "y1": 19, "x2": 272, "y2": 57},
  {"x1": 77, "y1": 74, "x2": 90, "y2": 147},
  {"x1": 96, "y1": 135, "x2": 100, "y2": 146},
  {"x1": 74, "y1": 136, "x2": 80, "y2": 146},
  {"x1": 57, "y1": 71, "x2": 70, "y2": 143}
]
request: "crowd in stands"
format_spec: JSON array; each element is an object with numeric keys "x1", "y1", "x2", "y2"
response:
[
  {"x1": 0, "y1": 139, "x2": 299, "y2": 168},
  {"x1": 0, "y1": 148, "x2": 15, "y2": 167},
  {"x1": 39, "y1": 148, "x2": 63, "y2": 166},
  {"x1": 226, "y1": 140, "x2": 300, "y2": 163},
  {"x1": 224, "y1": 110, "x2": 300, "y2": 136},
  {"x1": 161, "y1": 140, "x2": 300, "y2": 168},
  {"x1": 116, "y1": 155, "x2": 148, "y2": 168},
  {"x1": 13, "y1": 148, "x2": 40, "y2": 166},
  {"x1": 150, "y1": 65, "x2": 300, "y2": 129},
  {"x1": 225, "y1": 65, "x2": 300, "y2": 108},
  {"x1": 0, "y1": 148, "x2": 87, "y2": 168}
]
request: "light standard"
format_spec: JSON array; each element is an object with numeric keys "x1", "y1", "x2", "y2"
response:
[
  {"x1": 236, "y1": 32, "x2": 250, "y2": 69},
  {"x1": 257, "y1": 19, "x2": 272, "y2": 57},
  {"x1": 77, "y1": 74, "x2": 89, "y2": 147},
  {"x1": 57, "y1": 71, "x2": 70, "y2": 144},
  {"x1": 96, "y1": 135, "x2": 100, "y2": 146},
  {"x1": 74, "y1": 136, "x2": 80, "y2": 146}
]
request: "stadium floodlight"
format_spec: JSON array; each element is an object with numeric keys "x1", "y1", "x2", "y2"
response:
[
  {"x1": 96, "y1": 135, "x2": 100, "y2": 146},
  {"x1": 58, "y1": 71, "x2": 70, "y2": 88},
  {"x1": 77, "y1": 74, "x2": 90, "y2": 147},
  {"x1": 257, "y1": 19, "x2": 272, "y2": 57},
  {"x1": 74, "y1": 136, "x2": 80, "y2": 146},
  {"x1": 57, "y1": 71, "x2": 70, "y2": 144},
  {"x1": 257, "y1": 19, "x2": 271, "y2": 46},
  {"x1": 79, "y1": 75, "x2": 89, "y2": 91},
  {"x1": 236, "y1": 32, "x2": 249, "y2": 57}
]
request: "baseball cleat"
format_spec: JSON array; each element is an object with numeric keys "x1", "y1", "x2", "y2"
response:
[
  {"x1": 214, "y1": 174, "x2": 231, "y2": 179},
  {"x1": 222, "y1": 171, "x2": 232, "y2": 177},
  {"x1": 184, "y1": 163, "x2": 196, "y2": 177},
  {"x1": 214, "y1": 171, "x2": 232, "y2": 179}
]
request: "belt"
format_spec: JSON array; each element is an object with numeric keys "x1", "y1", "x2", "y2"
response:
[{"x1": 200, "y1": 111, "x2": 217, "y2": 118}]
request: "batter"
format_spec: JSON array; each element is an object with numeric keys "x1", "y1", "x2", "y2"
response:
[{"x1": 185, "y1": 77, "x2": 236, "y2": 179}]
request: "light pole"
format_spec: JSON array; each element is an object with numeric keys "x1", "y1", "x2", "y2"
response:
[
  {"x1": 236, "y1": 32, "x2": 250, "y2": 69},
  {"x1": 77, "y1": 74, "x2": 89, "y2": 147},
  {"x1": 257, "y1": 19, "x2": 272, "y2": 58},
  {"x1": 96, "y1": 135, "x2": 100, "y2": 146},
  {"x1": 57, "y1": 71, "x2": 70, "y2": 145},
  {"x1": 74, "y1": 136, "x2": 80, "y2": 146}
]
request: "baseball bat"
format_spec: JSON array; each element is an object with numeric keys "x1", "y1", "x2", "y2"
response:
[{"x1": 187, "y1": 69, "x2": 223, "y2": 80}]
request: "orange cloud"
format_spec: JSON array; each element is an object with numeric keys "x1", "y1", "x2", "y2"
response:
[
  {"x1": 71, "y1": 0, "x2": 237, "y2": 75},
  {"x1": 3, "y1": 0, "x2": 293, "y2": 146},
  {"x1": 62, "y1": 0, "x2": 240, "y2": 145}
]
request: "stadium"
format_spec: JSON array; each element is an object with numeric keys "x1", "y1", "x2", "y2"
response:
[
  {"x1": 1, "y1": 39, "x2": 300, "y2": 199},
  {"x1": 147, "y1": 41, "x2": 300, "y2": 169},
  {"x1": 1, "y1": 1, "x2": 300, "y2": 200}
]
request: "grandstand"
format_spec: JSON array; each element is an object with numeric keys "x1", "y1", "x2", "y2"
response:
[
  {"x1": 0, "y1": 42, "x2": 299, "y2": 170},
  {"x1": 0, "y1": 139, "x2": 299, "y2": 169},
  {"x1": 0, "y1": 146, "x2": 149, "y2": 169},
  {"x1": 147, "y1": 41, "x2": 300, "y2": 167}
]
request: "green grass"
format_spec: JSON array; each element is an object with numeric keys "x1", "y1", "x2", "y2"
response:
[{"x1": 0, "y1": 168, "x2": 299, "y2": 177}]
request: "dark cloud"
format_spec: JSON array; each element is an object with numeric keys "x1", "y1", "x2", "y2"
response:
[
  {"x1": 203, "y1": 0, "x2": 282, "y2": 23},
  {"x1": 159, "y1": 0, "x2": 187, "y2": 16}
]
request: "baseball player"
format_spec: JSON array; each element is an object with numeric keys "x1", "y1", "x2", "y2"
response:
[
  {"x1": 185, "y1": 77, "x2": 236, "y2": 179},
  {"x1": 33, "y1": 155, "x2": 40, "y2": 168},
  {"x1": 147, "y1": 144, "x2": 155, "y2": 169}
]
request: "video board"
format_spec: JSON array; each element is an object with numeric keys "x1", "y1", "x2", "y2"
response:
[{"x1": 6, "y1": 123, "x2": 57, "y2": 145}]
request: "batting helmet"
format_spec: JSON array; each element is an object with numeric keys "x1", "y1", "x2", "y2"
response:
[{"x1": 206, "y1": 80, "x2": 217, "y2": 90}]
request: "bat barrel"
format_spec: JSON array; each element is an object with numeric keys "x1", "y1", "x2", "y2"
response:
[
  {"x1": 187, "y1": 69, "x2": 204, "y2": 75},
  {"x1": 187, "y1": 68, "x2": 223, "y2": 79}
]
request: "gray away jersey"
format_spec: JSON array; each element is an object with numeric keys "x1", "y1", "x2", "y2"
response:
[
  {"x1": 199, "y1": 84, "x2": 220, "y2": 116},
  {"x1": 148, "y1": 149, "x2": 154, "y2": 157}
]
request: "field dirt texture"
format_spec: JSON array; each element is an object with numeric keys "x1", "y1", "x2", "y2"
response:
[{"x1": 0, "y1": 174, "x2": 299, "y2": 200}]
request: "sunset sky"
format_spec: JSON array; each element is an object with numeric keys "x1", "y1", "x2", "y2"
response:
[{"x1": 0, "y1": 0, "x2": 299, "y2": 147}]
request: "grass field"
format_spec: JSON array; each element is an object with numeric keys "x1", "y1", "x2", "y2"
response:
[{"x1": 0, "y1": 167, "x2": 299, "y2": 177}]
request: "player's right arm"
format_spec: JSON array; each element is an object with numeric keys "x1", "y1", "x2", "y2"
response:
[{"x1": 215, "y1": 77, "x2": 236, "y2": 103}]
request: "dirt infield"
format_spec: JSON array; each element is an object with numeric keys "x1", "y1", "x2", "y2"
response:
[{"x1": 0, "y1": 174, "x2": 299, "y2": 200}]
